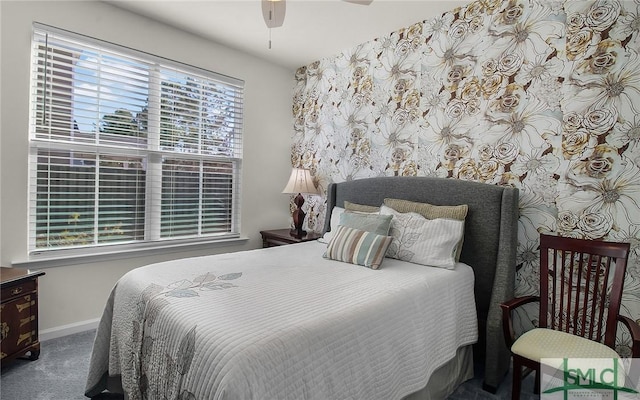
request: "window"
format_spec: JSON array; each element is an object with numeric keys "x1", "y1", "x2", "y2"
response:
[{"x1": 28, "y1": 24, "x2": 244, "y2": 257}]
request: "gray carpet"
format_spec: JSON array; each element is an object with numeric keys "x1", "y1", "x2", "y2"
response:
[{"x1": 0, "y1": 330, "x2": 537, "y2": 399}]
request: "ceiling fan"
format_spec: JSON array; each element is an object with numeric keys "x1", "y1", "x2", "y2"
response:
[{"x1": 262, "y1": 0, "x2": 373, "y2": 30}]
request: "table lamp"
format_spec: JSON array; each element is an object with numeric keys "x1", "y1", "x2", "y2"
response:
[{"x1": 282, "y1": 168, "x2": 319, "y2": 237}]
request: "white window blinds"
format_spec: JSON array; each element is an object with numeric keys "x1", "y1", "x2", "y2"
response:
[{"x1": 28, "y1": 24, "x2": 244, "y2": 255}]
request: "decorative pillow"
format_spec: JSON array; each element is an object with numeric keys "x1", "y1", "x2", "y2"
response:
[
  {"x1": 383, "y1": 198, "x2": 467, "y2": 260},
  {"x1": 380, "y1": 205, "x2": 465, "y2": 269},
  {"x1": 383, "y1": 198, "x2": 468, "y2": 220},
  {"x1": 344, "y1": 201, "x2": 381, "y2": 214},
  {"x1": 319, "y1": 206, "x2": 346, "y2": 244},
  {"x1": 339, "y1": 212, "x2": 392, "y2": 236},
  {"x1": 323, "y1": 225, "x2": 393, "y2": 269}
]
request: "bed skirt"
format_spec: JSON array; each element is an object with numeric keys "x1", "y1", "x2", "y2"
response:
[
  {"x1": 90, "y1": 345, "x2": 473, "y2": 400},
  {"x1": 403, "y1": 345, "x2": 473, "y2": 400}
]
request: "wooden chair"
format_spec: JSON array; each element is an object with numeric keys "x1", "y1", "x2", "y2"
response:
[{"x1": 501, "y1": 233, "x2": 640, "y2": 400}]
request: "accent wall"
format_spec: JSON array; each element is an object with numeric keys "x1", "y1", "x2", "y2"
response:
[{"x1": 292, "y1": 0, "x2": 640, "y2": 354}]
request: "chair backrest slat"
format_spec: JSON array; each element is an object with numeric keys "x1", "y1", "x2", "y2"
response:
[
  {"x1": 574, "y1": 250, "x2": 586, "y2": 337},
  {"x1": 539, "y1": 234, "x2": 630, "y2": 349},
  {"x1": 582, "y1": 252, "x2": 595, "y2": 339},
  {"x1": 597, "y1": 255, "x2": 610, "y2": 342}
]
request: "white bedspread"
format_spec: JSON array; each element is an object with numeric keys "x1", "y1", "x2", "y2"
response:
[{"x1": 85, "y1": 241, "x2": 478, "y2": 400}]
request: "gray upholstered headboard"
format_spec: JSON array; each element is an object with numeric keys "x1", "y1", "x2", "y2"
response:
[{"x1": 324, "y1": 176, "x2": 519, "y2": 392}]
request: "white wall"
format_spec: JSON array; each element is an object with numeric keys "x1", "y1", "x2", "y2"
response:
[{"x1": 0, "y1": 0, "x2": 294, "y2": 336}]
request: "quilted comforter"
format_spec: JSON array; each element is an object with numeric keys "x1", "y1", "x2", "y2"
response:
[{"x1": 85, "y1": 241, "x2": 478, "y2": 400}]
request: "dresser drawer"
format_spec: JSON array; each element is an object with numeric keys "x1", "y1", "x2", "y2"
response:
[
  {"x1": 1, "y1": 279, "x2": 37, "y2": 301},
  {"x1": 0, "y1": 268, "x2": 45, "y2": 366},
  {"x1": 1, "y1": 295, "x2": 37, "y2": 360}
]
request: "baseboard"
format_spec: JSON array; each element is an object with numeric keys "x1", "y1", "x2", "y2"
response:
[{"x1": 39, "y1": 318, "x2": 100, "y2": 342}]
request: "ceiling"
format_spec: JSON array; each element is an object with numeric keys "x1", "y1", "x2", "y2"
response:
[{"x1": 107, "y1": 0, "x2": 470, "y2": 70}]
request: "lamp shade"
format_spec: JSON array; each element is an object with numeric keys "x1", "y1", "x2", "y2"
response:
[{"x1": 282, "y1": 168, "x2": 319, "y2": 195}]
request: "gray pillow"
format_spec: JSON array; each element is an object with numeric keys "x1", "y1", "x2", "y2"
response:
[{"x1": 339, "y1": 212, "x2": 392, "y2": 236}]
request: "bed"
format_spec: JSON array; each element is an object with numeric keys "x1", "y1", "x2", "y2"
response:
[{"x1": 85, "y1": 176, "x2": 519, "y2": 399}]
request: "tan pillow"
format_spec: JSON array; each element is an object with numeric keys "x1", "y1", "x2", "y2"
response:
[
  {"x1": 344, "y1": 201, "x2": 380, "y2": 214},
  {"x1": 383, "y1": 198, "x2": 468, "y2": 220}
]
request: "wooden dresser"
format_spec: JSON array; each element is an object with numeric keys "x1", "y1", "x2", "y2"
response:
[{"x1": 1, "y1": 267, "x2": 45, "y2": 366}]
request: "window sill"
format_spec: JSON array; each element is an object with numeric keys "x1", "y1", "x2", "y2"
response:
[{"x1": 11, "y1": 236, "x2": 250, "y2": 269}]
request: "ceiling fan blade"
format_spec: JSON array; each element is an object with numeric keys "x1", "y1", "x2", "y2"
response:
[
  {"x1": 262, "y1": 0, "x2": 286, "y2": 28},
  {"x1": 343, "y1": 0, "x2": 373, "y2": 4}
]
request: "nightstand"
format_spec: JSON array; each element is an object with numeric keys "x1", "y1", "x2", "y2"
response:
[
  {"x1": 260, "y1": 229, "x2": 322, "y2": 248},
  {"x1": 1, "y1": 267, "x2": 45, "y2": 366}
]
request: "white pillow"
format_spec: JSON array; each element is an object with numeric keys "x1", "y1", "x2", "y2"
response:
[
  {"x1": 380, "y1": 205, "x2": 465, "y2": 269},
  {"x1": 318, "y1": 207, "x2": 346, "y2": 244}
]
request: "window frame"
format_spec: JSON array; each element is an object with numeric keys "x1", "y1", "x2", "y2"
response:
[{"x1": 26, "y1": 23, "x2": 246, "y2": 263}]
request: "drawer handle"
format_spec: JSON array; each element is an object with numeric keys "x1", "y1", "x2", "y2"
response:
[{"x1": 11, "y1": 287, "x2": 23, "y2": 295}]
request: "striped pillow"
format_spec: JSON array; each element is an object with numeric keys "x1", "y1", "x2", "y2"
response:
[{"x1": 323, "y1": 225, "x2": 393, "y2": 270}]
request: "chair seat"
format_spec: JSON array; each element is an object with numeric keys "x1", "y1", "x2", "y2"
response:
[{"x1": 512, "y1": 328, "x2": 620, "y2": 361}]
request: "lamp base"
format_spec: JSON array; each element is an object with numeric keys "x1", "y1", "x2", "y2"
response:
[
  {"x1": 290, "y1": 193, "x2": 307, "y2": 239},
  {"x1": 289, "y1": 228, "x2": 307, "y2": 238}
]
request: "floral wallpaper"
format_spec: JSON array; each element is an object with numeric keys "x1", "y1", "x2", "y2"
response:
[{"x1": 291, "y1": 0, "x2": 640, "y2": 353}]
